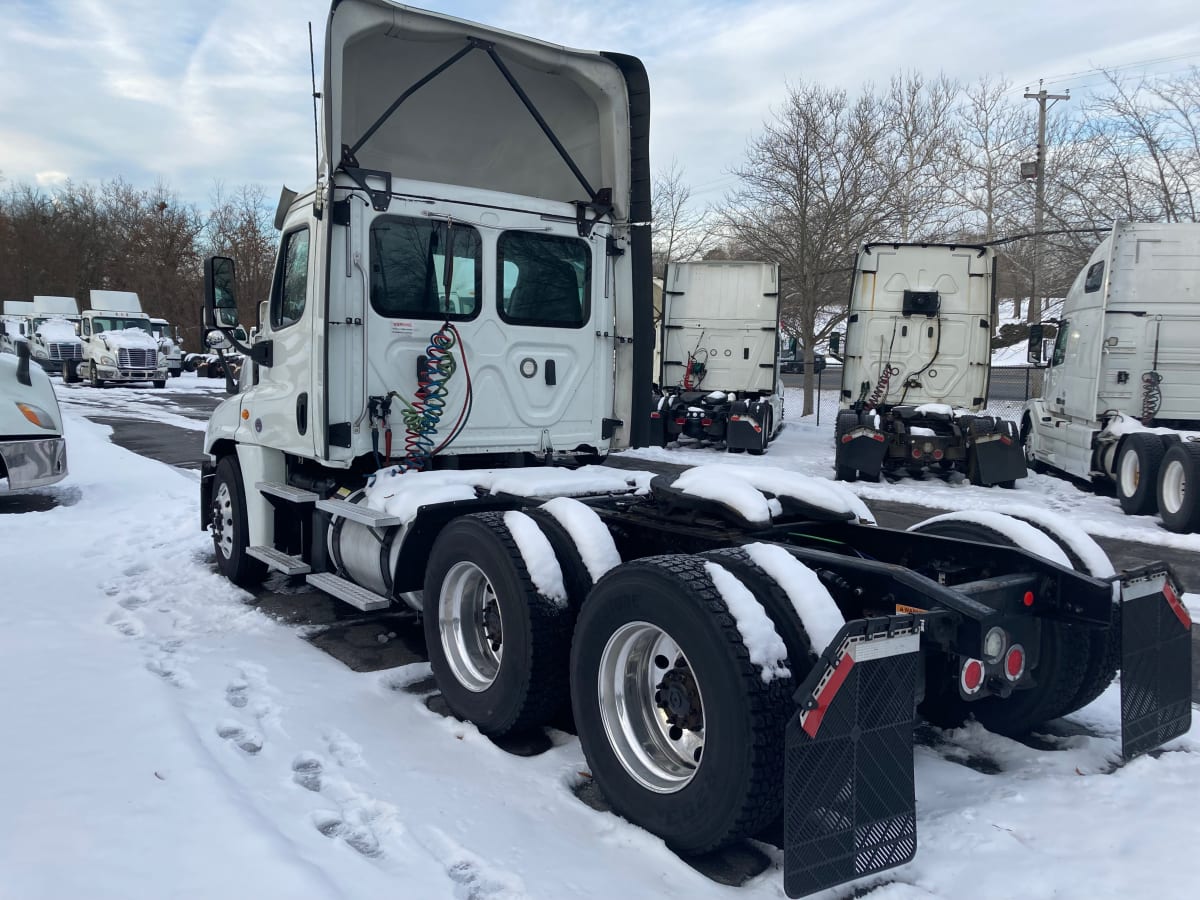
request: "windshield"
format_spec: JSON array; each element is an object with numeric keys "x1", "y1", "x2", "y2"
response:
[
  {"x1": 92, "y1": 317, "x2": 150, "y2": 333},
  {"x1": 149, "y1": 324, "x2": 169, "y2": 338}
]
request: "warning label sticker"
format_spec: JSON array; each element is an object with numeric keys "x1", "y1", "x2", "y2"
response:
[
  {"x1": 895, "y1": 603, "x2": 927, "y2": 615},
  {"x1": 391, "y1": 320, "x2": 415, "y2": 336}
]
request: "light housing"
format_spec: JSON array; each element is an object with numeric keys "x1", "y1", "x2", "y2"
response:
[{"x1": 15, "y1": 402, "x2": 58, "y2": 431}]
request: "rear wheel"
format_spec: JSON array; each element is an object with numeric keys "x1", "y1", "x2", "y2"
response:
[
  {"x1": 571, "y1": 555, "x2": 790, "y2": 853},
  {"x1": 908, "y1": 517, "x2": 1089, "y2": 735},
  {"x1": 1157, "y1": 441, "x2": 1200, "y2": 533},
  {"x1": 1117, "y1": 433, "x2": 1165, "y2": 515},
  {"x1": 423, "y1": 512, "x2": 572, "y2": 736}
]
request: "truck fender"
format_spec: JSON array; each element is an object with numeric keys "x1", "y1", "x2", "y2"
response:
[{"x1": 233, "y1": 443, "x2": 286, "y2": 549}]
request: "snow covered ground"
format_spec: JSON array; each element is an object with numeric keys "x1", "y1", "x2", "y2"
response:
[
  {"x1": 0, "y1": 397, "x2": 1196, "y2": 898},
  {"x1": 54, "y1": 371, "x2": 225, "y2": 432}
]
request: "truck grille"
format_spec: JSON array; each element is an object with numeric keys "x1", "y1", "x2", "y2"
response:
[
  {"x1": 49, "y1": 343, "x2": 82, "y2": 361},
  {"x1": 118, "y1": 348, "x2": 156, "y2": 369}
]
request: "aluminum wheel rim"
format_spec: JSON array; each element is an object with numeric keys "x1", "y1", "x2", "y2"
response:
[
  {"x1": 213, "y1": 481, "x2": 235, "y2": 560},
  {"x1": 1119, "y1": 449, "x2": 1140, "y2": 495},
  {"x1": 439, "y1": 561, "x2": 503, "y2": 692},
  {"x1": 597, "y1": 621, "x2": 705, "y2": 794},
  {"x1": 1161, "y1": 459, "x2": 1186, "y2": 515}
]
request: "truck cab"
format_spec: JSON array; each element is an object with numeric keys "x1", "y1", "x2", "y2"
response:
[
  {"x1": 1, "y1": 301, "x2": 35, "y2": 355},
  {"x1": 148, "y1": 318, "x2": 183, "y2": 377},
  {"x1": 80, "y1": 290, "x2": 168, "y2": 388},
  {"x1": 27, "y1": 295, "x2": 83, "y2": 381}
]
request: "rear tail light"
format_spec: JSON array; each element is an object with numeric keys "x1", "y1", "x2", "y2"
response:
[
  {"x1": 933, "y1": 449, "x2": 944, "y2": 460},
  {"x1": 650, "y1": 411, "x2": 661, "y2": 419},
  {"x1": 701, "y1": 417, "x2": 713, "y2": 427},
  {"x1": 1004, "y1": 644, "x2": 1026, "y2": 681},
  {"x1": 675, "y1": 417, "x2": 686, "y2": 426},
  {"x1": 960, "y1": 658, "x2": 984, "y2": 695},
  {"x1": 911, "y1": 448, "x2": 923, "y2": 459}
]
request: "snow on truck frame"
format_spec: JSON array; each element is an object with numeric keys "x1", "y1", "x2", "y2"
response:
[
  {"x1": 196, "y1": 4, "x2": 1191, "y2": 896},
  {"x1": 833, "y1": 243, "x2": 1027, "y2": 487},
  {"x1": 650, "y1": 260, "x2": 784, "y2": 454},
  {"x1": 1023, "y1": 221, "x2": 1200, "y2": 532}
]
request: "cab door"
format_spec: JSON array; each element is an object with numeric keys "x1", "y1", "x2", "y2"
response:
[{"x1": 238, "y1": 217, "x2": 316, "y2": 457}]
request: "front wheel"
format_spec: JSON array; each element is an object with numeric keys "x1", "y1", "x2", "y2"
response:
[
  {"x1": 89, "y1": 362, "x2": 102, "y2": 388},
  {"x1": 571, "y1": 555, "x2": 790, "y2": 854},
  {"x1": 210, "y1": 456, "x2": 267, "y2": 588},
  {"x1": 153, "y1": 379, "x2": 167, "y2": 389}
]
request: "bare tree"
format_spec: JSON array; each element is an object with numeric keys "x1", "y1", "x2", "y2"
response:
[
  {"x1": 651, "y1": 159, "x2": 716, "y2": 280},
  {"x1": 202, "y1": 182, "x2": 279, "y2": 340}
]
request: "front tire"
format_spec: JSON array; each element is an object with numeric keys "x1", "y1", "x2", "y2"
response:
[
  {"x1": 423, "y1": 512, "x2": 573, "y2": 736},
  {"x1": 210, "y1": 455, "x2": 267, "y2": 588},
  {"x1": 153, "y1": 379, "x2": 167, "y2": 389},
  {"x1": 571, "y1": 555, "x2": 790, "y2": 854},
  {"x1": 89, "y1": 362, "x2": 102, "y2": 388},
  {"x1": 1117, "y1": 433, "x2": 1165, "y2": 515}
]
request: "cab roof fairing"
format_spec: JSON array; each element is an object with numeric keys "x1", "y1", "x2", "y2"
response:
[{"x1": 321, "y1": 0, "x2": 637, "y2": 220}]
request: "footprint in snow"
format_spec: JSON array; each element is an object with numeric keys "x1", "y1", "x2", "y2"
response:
[
  {"x1": 215, "y1": 721, "x2": 264, "y2": 755},
  {"x1": 292, "y1": 753, "x2": 324, "y2": 792},
  {"x1": 225, "y1": 681, "x2": 249, "y2": 708},
  {"x1": 312, "y1": 811, "x2": 382, "y2": 857}
]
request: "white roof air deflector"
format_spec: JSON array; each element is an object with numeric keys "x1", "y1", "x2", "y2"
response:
[{"x1": 326, "y1": 1, "x2": 631, "y2": 222}]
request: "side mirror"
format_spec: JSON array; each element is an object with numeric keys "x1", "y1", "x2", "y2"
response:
[
  {"x1": 203, "y1": 255, "x2": 272, "y2": 367},
  {"x1": 1027, "y1": 324, "x2": 1044, "y2": 366},
  {"x1": 829, "y1": 332, "x2": 842, "y2": 355}
]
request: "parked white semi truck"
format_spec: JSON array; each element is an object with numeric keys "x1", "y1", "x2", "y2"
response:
[
  {"x1": 833, "y1": 243, "x2": 1027, "y2": 487},
  {"x1": 148, "y1": 318, "x2": 183, "y2": 377},
  {"x1": 0, "y1": 300, "x2": 35, "y2": 355},
  {"x1": 197, "y1": 5, "x2": 1190, "y2": 897},
  {"x1": 650, "y1": 260, "x2": 784, "y2": 453},
  {"x1": 1022, "y1": 221, "x2": 1200, "y2": 532},
  {"x1": 79, "y1": 290, "x2": 168, "y2": 388},
  {"x1": 28, "y1": 295, "x2": 83, "y2": 381},
  {"x1": 0, "y1": 343, "x2": 68, "y2": 492}
]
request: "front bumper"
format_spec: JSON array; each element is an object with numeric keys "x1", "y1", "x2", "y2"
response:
[
  {"x1": 0, "y1": 436, "x2": 68, "y2": 491},
  {"x1": 97, "y1": 366, "x2": 167, "y2": 382}
]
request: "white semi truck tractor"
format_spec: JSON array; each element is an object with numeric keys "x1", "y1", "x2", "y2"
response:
[
  {"x1": 0, "y1": 300, "x2": 35, "y2": 355},
  {"x1": 650, "y1": 260, "x2": 784, "y2": 453},
  {"x1": 1022, "y1": 221, "x2": 1200, "y2": 531},
  {"x1": 79, "y1": 290, "x2": 169, "y2": 388},
  {"x1": 832, "y1": 243, "x2": 1027, "y2": 487},
  {"x1": 28, "y1": 295, "x2": 83, "y2": 381},
  {"x1": 197, "y1": 5, "x2": 1190, "y2": 896},
  {"x1": 148, "y1": 318, "x2": 183, "y2": 377}
]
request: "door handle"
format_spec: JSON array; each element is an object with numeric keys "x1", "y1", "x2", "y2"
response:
[
  {"x1": 545, "y1": 359, "x2": 557, "y2": 386},
  {"x1": 296, "y1": 392, "x2": 308, "y2": 435}
]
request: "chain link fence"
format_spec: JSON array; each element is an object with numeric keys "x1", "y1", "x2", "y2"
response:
[{"x1": 794, "y1": 367, "x2": 1045, "y2": 425}]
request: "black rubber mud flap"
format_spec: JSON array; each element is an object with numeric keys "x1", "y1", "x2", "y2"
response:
[
  {"x1": 784, "y1": 616, "x2": 922, "y2": 899},
  {"x1": 836, "y1": 428, "x2": 887, "y2": 478},
  {"x1": 967, "y1": 424, "x2": 1027, "y2": 486},
  {"x1": 1119, "y1": 566, "x2": 1192, "y2": 760}
]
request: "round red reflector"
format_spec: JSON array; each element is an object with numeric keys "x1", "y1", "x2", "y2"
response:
[
  {"x1": 933, "y1": 449, "x2": 944, "y2": 460},
  {"x1": 961, "y1": 658, "x2": 984, "y2": 694},
  {"x1": 912, "y1": 448, "x2": 923, "y2": 459},
  {"x1": 1023, "y1": 591, "x2": 1034, "y2": 607},
  {"x1": 1005, "y1": 645, "x2": 1026, "y2": 680}
]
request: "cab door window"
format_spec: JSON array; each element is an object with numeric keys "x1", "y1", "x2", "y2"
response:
[
  {"x1": 369, "y1": 217, "x2": 481, "y2": 320},
  {"x1": 270, "y1": 227, "x2": 310, "y2": 329},
  {"x1": 497, "y1": 232, "x2": 590, "y2": 328},
  {"x1": 1051, "y1": 321, "x2": 1069, "y2": 367}
]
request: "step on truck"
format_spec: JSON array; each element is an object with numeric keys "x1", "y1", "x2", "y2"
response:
[
  {"x1": 1023, "y1": 221, "x2": 1200, "y2": 532},
  {"x1": 198, "y1": 5, "x2": 1191, "y2": 896},
  {"x1": 650, "y1": 260, "x2": 784, "y2": 454},
  {"x1": 28, "y1": 295, "x2": 83, "y2": 382},
  {"x1": 832, "y1": 243, "x2": 1027, "y2": 486},
  {"x1": 79, "y1": 290, "x2": 168, "y2": 388}
]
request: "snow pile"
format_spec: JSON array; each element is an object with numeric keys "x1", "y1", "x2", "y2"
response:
[
  {"x1": 674, "y1": 463, "x2": 875, "y2": 525},
  {"x1": 539, "y1": 496, "x2": 621, "y2": 581},
  {"x1": 703, "y1": 562, "x2": 790, "y2": 682},
  {"x1": 910, "y1": 510, "x2": 1072, "y2": 566},
  {"x1": 914, "y1": 403, "x2": 954, "y2": 416},
  {"x1": 363, "y1": 465, "x2": 655, "y2": 520},
  {"x1": 503, "y1": 511, "x2": 567, "y2": 605},
  {"x1": 98, "y1": 327, "x2": 157, "y2": 350},
  {"x1": 743, "y1": 542, "x2": 845, "y2": 654},
  {"x1": 34, "y1": 317, "x2": 79, "y2": 343}
]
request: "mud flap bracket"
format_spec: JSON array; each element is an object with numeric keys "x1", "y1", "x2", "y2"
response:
[
  {"x1": 784, "y1": 615, "x2": 922, "y2": 898},
  {"x1": 1119, "y1": 566, "x2": 1192, "y2": 759}
]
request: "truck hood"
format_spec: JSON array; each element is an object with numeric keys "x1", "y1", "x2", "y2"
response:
[
  {"x1": 323, "y1": 0, "x2": 636, "y2": 216},
  {"x1": 0, "y1": 354, "x2": 64, "y2": 437},
  {"x1": 34, "y1": 317, "x2": 80, "y2": 344},
  {"x1": 98, "y1": 329, "x2": 158, "y2": 351}
]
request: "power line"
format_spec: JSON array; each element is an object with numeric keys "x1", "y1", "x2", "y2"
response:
[{"x1": 1037, "y1": 50, "x2": 1200, "y2": 86}]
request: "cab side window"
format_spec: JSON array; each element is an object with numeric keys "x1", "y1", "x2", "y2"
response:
[
  {"x1": 497, "y1": 232, "x2": 590, "y2": 328},
  {"x1": 271, "y1": 227, "x2": 310, "y2": 329},
  {"x1": 1051, "y1": 321, "x2": 1068, "y2": 367},
  {"x1": 1084, "y1": 261, "x2": 1104, "y2": 293}
]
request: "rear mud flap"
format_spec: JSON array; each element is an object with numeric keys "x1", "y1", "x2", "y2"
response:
[
  {"x1": 726, "y1": 400, "x2": 764, "y2": 451},
  {"x1": 967, "y1": 436, "x2": 1027, "y2": 486},
  {"x1": 836, "y1": 433, "x2": 886, "y2": 477},
  {"x1": 784, "y1": 616, "x2": 922, "y2": 898},
  {"x1": 1119, "y1": 567, "x2": 1192, "y2": 759}
]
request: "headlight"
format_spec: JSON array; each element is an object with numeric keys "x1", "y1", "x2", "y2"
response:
[
  {"x1": 99, "y1": 353, "x2": 116, "y2": 365},
  {"x1": 15, "y1": 402, "x2": 58, "y2": 431}
]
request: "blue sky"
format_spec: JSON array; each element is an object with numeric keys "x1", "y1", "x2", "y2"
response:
[{"x1": 1, "y1": 0, "x2": 1198, "y2": 210}]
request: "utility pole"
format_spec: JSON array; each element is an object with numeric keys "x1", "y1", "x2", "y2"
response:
[{"x1": 1023, "y1": 81, "x2": 1070, "y2": 322}]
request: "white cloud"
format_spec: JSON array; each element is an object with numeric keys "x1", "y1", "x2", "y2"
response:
[{"x1": 0, "y1": 0, "x2": 1196, "y2": 208}]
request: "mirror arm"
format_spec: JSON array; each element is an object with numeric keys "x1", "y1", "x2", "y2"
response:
[{"x1": 214, "y1": 325, "x2": 272, "y2": 367}]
